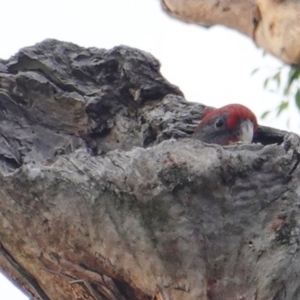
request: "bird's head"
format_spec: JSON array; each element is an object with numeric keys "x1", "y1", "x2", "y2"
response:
[{"x1": 194, "y1": 104, "x2": 258, "y2": 145}]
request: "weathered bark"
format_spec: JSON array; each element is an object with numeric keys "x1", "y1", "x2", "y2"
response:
[
  {"x1": 0, "y1": 39, "x2": 299, "y2": 300},
  {"x1": 161, "y1": 0, "x2": 300, "y2": 66}
]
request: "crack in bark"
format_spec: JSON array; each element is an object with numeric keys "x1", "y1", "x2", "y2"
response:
[
  {"x1": 0, "y1": 241, "x2": 50, "y2": 300},
  {"x1": 288, "y1": 152, "x2": 300, "y2": 176},
  {"x1": 70, "y1": 280, "x2": 108, "y2": 300}
]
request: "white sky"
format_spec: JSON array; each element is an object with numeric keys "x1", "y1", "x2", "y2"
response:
[{"x1": 0, "y1": 0, "x2": 298, "y2": 299}]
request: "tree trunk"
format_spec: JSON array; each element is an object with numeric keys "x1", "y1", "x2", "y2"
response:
[
  {"x1": 0, "y1": 39, "x2": 299, "y2": 300},
  {"x1": 161, "y1": 0, "x2": 300, "y2": 66}
]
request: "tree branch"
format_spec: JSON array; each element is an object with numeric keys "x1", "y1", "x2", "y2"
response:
[{"x1": 161, "y1": 0, "x2": 300, "y2": 66}]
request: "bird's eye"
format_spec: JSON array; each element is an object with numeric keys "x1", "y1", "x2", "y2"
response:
[{"x1": 215, "y1": 118, "x2": 224, "y2": 128}]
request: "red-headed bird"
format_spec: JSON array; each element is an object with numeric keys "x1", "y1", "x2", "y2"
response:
[{"x1": 194, "y1": 104, "x2": 258, "y2": 145}]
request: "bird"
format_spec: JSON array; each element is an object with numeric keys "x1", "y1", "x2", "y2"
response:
[{"x1": 194, "y1": 104, "x2": 258, "y2": 145}]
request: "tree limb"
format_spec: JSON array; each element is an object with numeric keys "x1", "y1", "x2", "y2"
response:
[{"x1": 161, "y1": 0, "x2": 300, "y2": 66}]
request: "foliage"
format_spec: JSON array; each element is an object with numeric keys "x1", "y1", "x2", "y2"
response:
[{"x1": 252, "y1": 66, "x2": 300, "y2": 122}]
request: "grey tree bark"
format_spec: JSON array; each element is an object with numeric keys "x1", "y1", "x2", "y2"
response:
[{"x1": 0, "y1": 39, "x2": 299, "y2": 300}]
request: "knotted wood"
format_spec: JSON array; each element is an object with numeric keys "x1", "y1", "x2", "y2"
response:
[{"x1": 0, "y1": 39, "x2": 299, "y2": 300}]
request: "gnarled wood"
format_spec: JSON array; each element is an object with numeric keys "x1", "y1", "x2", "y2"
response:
[{"x1": 0, "y1": 40, "x2": 299, "y2": 300}]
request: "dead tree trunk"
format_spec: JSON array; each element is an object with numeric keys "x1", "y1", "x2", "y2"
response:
[{"x1": 0, "y1": 39, "x2": 299, "y2": 300}]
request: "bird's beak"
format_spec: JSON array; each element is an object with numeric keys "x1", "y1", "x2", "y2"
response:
[{"x1": 239, "y1": 119, "x2": 254, "y2": 142}]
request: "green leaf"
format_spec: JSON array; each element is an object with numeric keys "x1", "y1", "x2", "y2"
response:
[
  {"x1": 289, "y1": 69, "x2": 300, "y2": 82},
  {"x1": 251, "y1": 68, "x2": 260, "y2": 76},
  {"x1": 263, "y1": 78, "x2": 270, "y2": 89},
  {"x1": 295, "y1": 89, "x2": 300, "y2": 110},
  {"x1": 276, "y1": 101, "x2": 289, "y2": 117},
  {"x1": 261, "y1": 111, "x2": 270, "y2": 119},
  {"x1": 273, "y1": 72, "x2": 281, "y2": 90},
  {"x1": 284, "y1": 69, "x2": 300, "y2": 95}
]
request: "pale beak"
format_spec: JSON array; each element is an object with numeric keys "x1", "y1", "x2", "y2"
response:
[{"x1": 239, "y1": 119, "x2": 254, "y2": 142}]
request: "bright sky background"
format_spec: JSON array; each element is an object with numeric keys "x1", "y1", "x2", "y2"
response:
[{"x1": 0, "y1": 0, "x2": 298, "y2": 299}]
